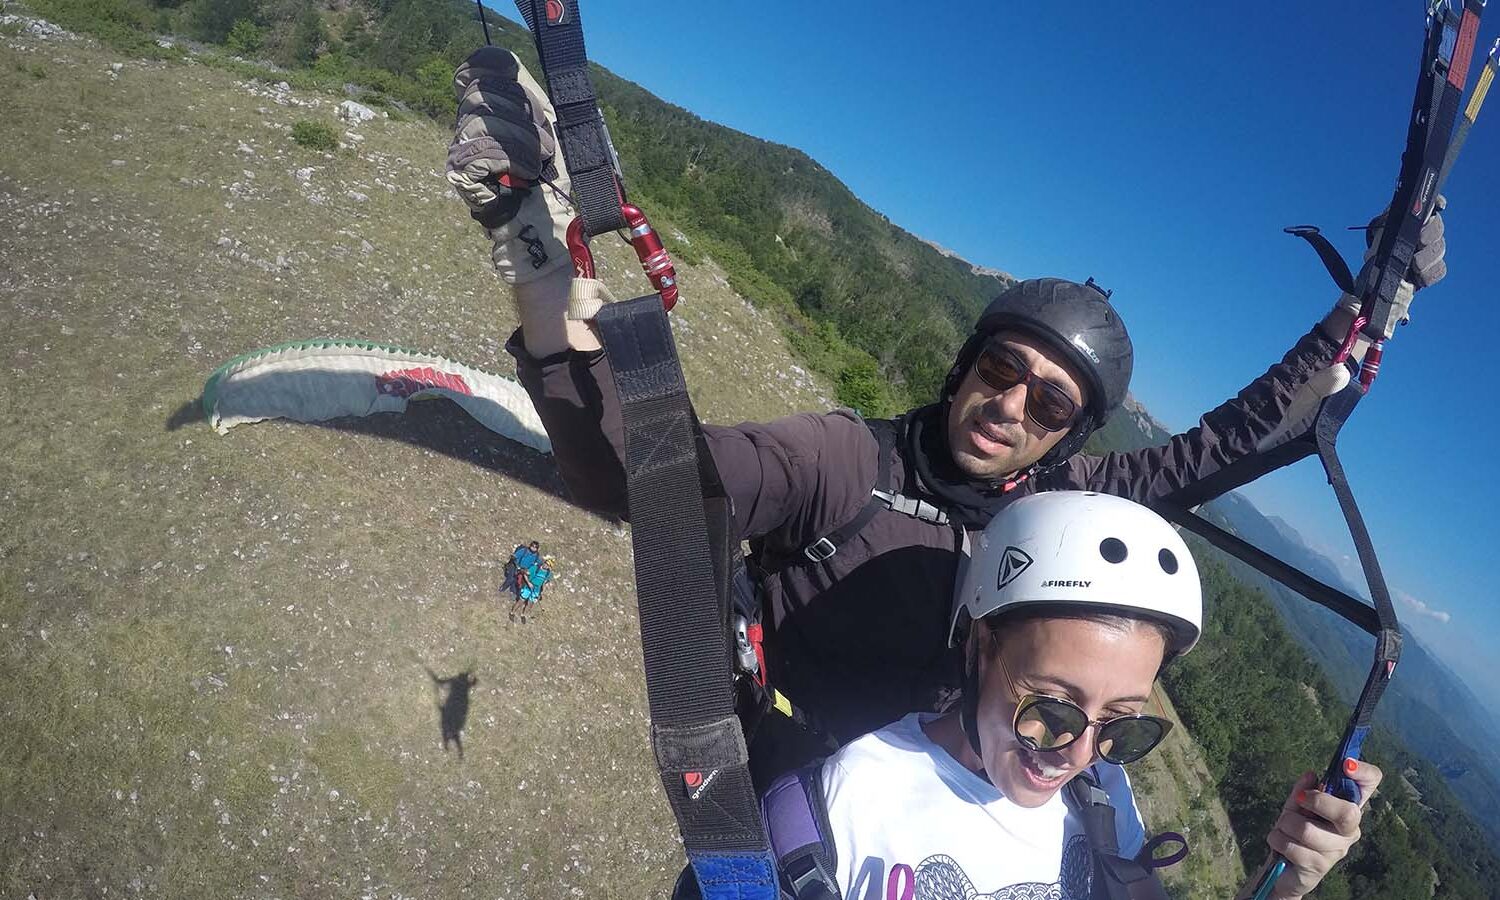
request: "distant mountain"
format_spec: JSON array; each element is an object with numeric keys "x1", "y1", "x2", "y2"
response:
[
  {"x1": 917, "y1": 238, "x2": 1016, "y2": 284},
  {"x1": 1082, "y1": 393, "x2": 1173, "y2": 456}
]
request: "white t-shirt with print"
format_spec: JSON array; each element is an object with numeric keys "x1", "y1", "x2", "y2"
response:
[{"x1": 821, "y1": 712, "x2": 1146, "y2": 900}]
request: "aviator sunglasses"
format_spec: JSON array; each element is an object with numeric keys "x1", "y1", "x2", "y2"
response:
[
  {"x1": 973, "y1": 343, "x2": 1081, "y2": 433},
  {"x1": 996, "y1": 646, "x2": 1172, "y2": 765}
]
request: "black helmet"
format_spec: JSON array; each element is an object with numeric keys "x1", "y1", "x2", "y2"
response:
[{"x1": 943, "y1": 277, "x2": 1133, "y2": 469}]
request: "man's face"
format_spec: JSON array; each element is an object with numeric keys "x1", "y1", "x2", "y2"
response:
[{"x1": 944, "y1": 332, "x2": 1088, "y2": 481}]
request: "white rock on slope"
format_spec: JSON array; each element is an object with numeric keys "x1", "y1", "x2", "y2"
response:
[{"x1": 336, "y1": 100, "x2": 378, "y2": 125}]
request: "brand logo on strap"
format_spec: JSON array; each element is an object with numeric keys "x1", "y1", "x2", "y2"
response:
[
  {"x1": 997, "y1": 547, "x2": 1034, "y2": 589},
  {"x1": 545, "y1": 0, "x2": 568, "y2": 25},
  {"x1": 1040, "y1": 579, "x2": 1092, "y2": 588},
  {"x1": 683, "y1": 768, "x2": 720, "y2": 801}
]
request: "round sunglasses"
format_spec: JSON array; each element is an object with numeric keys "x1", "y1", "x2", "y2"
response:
[
  {"x1": 996, "y1": 650, "x2": 1171, "y2": 765},
  {"x1": 972, "y1": 343, "x2": 1081, "y2": 433}
]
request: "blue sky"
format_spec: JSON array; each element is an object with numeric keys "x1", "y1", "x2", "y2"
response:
[{"x1": 499, "y1": 3, "x2": 1498, "y2": 699}]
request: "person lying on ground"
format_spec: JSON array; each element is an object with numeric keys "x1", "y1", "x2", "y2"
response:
[
  {"x1": 787, "y1": 492, "x2": 1379, "y2": 900},
  {"x1": 444, "y1": 48, "x2": 1447, "y2": 779}
]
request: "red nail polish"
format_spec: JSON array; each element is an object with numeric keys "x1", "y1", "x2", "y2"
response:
[
  {"x1": 1344, "y1": 758, "x2": 1359, "y2": 775},
  {"x1": 1297, "y1": 790, "x2": 1307, "y2": 804}
]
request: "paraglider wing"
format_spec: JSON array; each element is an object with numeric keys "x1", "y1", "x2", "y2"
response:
[{"x1": 201, "y1": 339, "x2": 551, "y2": 454}]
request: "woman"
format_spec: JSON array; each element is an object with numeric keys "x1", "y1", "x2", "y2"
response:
[{"x1": 809, "y1": 491, "x2": 1379, "y2": 900}]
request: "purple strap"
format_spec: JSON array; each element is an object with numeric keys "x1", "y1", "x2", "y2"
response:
[
  {"x1": 1138, "y1": 832, "x2": 1189, "y2": 869},
  {"x1": 761, "y1": 770, "x2": 823, "y2": 860}
]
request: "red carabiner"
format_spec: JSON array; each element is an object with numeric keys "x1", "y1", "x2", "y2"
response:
[
  {"x1": 563, "y1": 206, "x2": 679, "y2": 311},
  {"x1": 621, "y1": 204, "x2": 679, "y2": 311},
  {"x1": 566, "y1": 217, "x2": 595, "y2": 279}
]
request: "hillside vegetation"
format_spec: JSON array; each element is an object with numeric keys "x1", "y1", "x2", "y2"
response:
[{"x1": 4, "y1": 1, "x2": 1500, "y2": 898}]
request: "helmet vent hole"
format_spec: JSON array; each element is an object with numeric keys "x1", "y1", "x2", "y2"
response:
[
  {"x1": 1159, "y1": 548, "x2": 1179, "y2": 575},
  {"x1": 1099, "y1": 538, "x2": 1128, "y2": 564}
]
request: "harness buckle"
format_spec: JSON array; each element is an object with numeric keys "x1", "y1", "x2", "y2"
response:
[
  {"x1": 783, "y1": 854, "x2": 832, "y2": 900},
  {"x1": 803, "y1": 537, "x2": 838, "y2": 563}
]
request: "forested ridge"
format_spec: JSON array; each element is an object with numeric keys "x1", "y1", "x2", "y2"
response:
[{"x1": 20, "y1": 0, "x2": 1500, "y2": 894}]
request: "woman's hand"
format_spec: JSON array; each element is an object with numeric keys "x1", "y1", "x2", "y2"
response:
[{"x1": 1262, "y1": 758, "x2": 1383, "y2": 900}]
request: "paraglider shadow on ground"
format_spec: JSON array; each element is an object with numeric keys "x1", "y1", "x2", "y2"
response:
[
  {"x1": 164, "y1": 395, "x2": 616, "y2": 523},
  {"x1": 424, "y1": 666, "x2": 478, "y2": 761}
]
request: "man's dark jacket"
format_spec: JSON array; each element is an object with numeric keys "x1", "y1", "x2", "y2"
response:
[{"x1": 508, "y1": 325, "x2": 1336, "y2": 763}]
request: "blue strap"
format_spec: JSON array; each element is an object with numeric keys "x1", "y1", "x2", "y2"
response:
[{"x1": 686, "y1": 850, "x2": 781, "y2": 900}]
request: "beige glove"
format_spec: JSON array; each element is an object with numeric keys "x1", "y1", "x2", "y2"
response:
[
  {"x1": 446, "y1": 47, "x2": 576, "y2": 288},
  {"x1": 1322, "y1": 204, "x2": 1447, "y2": 344}
]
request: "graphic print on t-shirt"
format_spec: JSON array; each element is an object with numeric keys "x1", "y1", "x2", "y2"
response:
[{"x1": 874, "y1": 835, "x2": 1091, "y2": 900}]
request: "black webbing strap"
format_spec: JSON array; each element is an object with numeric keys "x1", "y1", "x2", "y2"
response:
[
  {"x1": 1361, "y1": 0, "x2": 1483, "y2": 338},
  {"x1": 594, "y1": 296, "x2": 777, "y2": 898},
  {"x1": 797, "y1": 419, "x2": 894, "y2": 564},
  {"x1": 512, "y1": 0, "x2": 628, "y2": 238},
  {"x1": 1062, "y1": 770, "x2": 1154, "y2": 900},
  {"x1": 1154, "y1": 385, "x2": 1379, "y2": 635},
  {"x1": 1283, "y1": 226, "x2": 1356, "y2": 296}
]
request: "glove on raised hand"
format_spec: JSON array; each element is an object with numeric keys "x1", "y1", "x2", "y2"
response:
[
  {"x1": 1327, "y1": 204, "x2": 1447, "y2": 341},
  {"x1": 446, "y1": 46, "x2": 575, "y2": 286}
]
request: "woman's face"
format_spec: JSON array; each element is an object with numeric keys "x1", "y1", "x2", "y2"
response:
[{"x1": 972, "y1": 616, "x2": 1166, "y2": 808}]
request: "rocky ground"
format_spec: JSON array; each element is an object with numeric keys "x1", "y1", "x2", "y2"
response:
[{"x1": 0, "y1": 10, "x2": 1236, "y2": 899}]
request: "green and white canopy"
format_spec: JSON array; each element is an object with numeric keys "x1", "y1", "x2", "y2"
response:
[{"x1": 202, "y1": 339, "x2": 550, "y2": 454}]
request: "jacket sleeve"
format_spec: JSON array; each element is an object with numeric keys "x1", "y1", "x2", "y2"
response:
[
  {"x1": 507, "y1": 329, "x2": 876, "y2": 542},
  {"x1": 1051, "y1": 324, "x2": 1338, "y2": 502}
]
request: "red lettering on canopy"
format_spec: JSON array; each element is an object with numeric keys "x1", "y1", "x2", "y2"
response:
[{"x1": 375, "y1": 366, "x2": 474, "y2": 398}]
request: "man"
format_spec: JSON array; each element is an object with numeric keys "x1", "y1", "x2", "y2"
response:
[{"x1": 445, "y1": 48, "x2": 1447, "y2": 776}]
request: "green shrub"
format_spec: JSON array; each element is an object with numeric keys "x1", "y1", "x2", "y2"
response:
[
  {"x1": 0, "y1": 19, "x2": 24, "y2": 37},
  {"x1": 290, "y1": 119, "x2": 338, "y2": 152},
  {"x1": 224, "y1": 18, "x2": 262, "y2": 55},
  {"x1": 413, "y1": 56, "x2": 456, "y2": 117},
  {"x1": 835, "y1": 357, "x2": 887, "y2": 417}
]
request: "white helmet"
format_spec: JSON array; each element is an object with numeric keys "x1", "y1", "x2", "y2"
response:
[{"x1": 950, "y1": 491, "x2": 1202, "y2": 656}]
